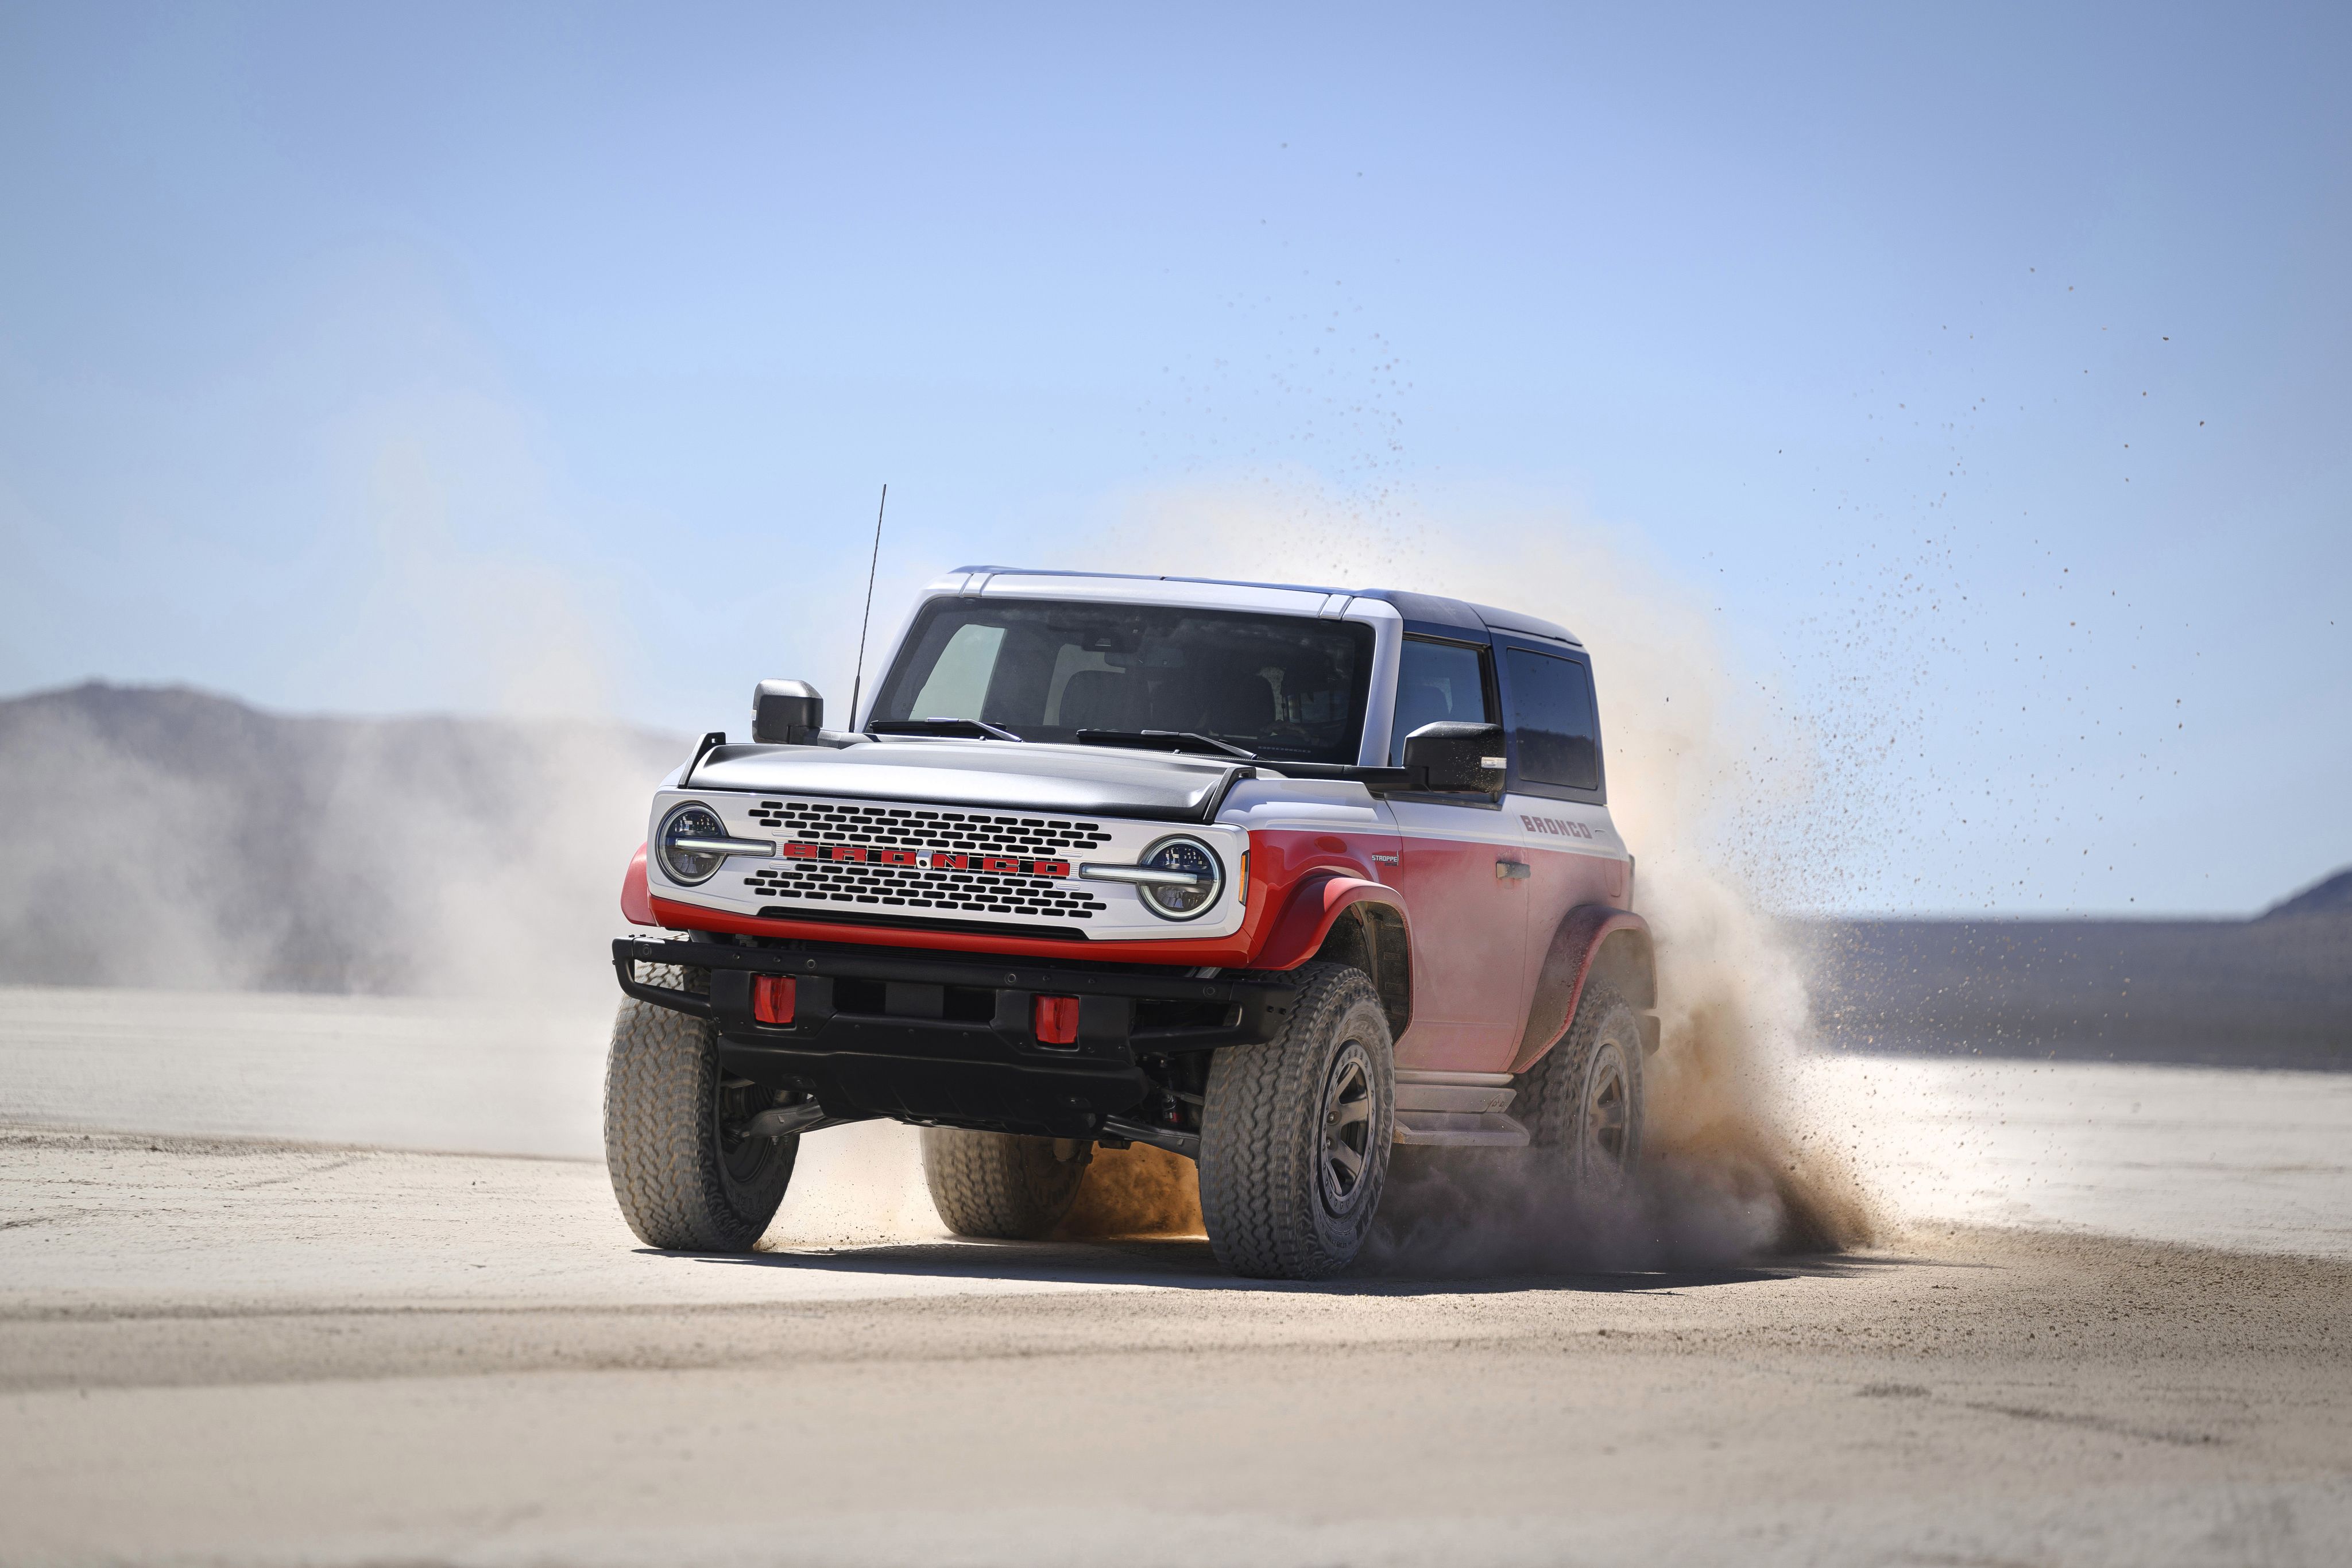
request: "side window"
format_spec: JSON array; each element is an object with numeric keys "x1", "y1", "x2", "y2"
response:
[
  {"x1": 1504, "y1": 648, "x2": 1599, "y2": 791},
  {"x1": 1389, "y1": 637, "x2": 1495, "y2": 766}
]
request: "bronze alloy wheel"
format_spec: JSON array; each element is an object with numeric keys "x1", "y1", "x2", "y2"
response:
[
  {"x1": 1577, "y1": 1036, "x2": 1635, "y2": 1187},
  {"x1": 1316, "y1": 1040, "x2": 1378, "y2": 1216}
]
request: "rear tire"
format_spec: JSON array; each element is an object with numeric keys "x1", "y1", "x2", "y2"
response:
[
  {"x1": 922, "y1": 1129, "x2": 1094, "y2": 1239},
  {"x1": 603, "y1": 965, "x2": 796, "y2": 1251},
  {"x1": 1514, "y1": 984, "x2": 1644, "y2": 1193},
  {"x1": 1198, "y1": 963, "x2": 1394, "y2": 1280}
]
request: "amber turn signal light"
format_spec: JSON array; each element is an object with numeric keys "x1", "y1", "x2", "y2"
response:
[
  {"x1": 752, "y1": 974, "x2": 796, "y2": 1025},
  {"x1": 1033, "y1": 994, "x2": 1080, "y2": 1045}
]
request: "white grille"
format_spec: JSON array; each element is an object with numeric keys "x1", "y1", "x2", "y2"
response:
[{"x1": 648, "y1": 788, "x2": 1248, "y2": 942}]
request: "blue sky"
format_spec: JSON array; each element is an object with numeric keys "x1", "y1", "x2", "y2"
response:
[{"x1": 2, "y1": 2, "x2": 2345, "y2": 914}]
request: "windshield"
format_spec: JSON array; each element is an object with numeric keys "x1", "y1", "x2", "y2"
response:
[{"x1": 870, "y1": 599, "x2": 1376, "y2": 764}]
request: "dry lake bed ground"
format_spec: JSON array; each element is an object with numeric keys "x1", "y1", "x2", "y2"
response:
[{"x1": 2, "y1": 985, "x2": 2349, "y2": 1566}]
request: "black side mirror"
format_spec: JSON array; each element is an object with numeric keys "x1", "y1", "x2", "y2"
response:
[
  {"x1": 1402, "y1": 721, "x2": 1507, "y2": 794},
  {"x1": 752, "y1": 680, "x2": 825, "y2": 745}
]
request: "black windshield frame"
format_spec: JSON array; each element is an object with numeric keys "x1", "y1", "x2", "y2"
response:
[{"x1": 869, "y1": 598, "x2": 1378, "y2": 765}]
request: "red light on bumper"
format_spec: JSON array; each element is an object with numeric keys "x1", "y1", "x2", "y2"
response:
[
  {"x1": 1034, "y1": 994, "x2": 1080, "y2": 1045},
  {"x1": 752, "y1": 974, "x2": 796, "y2": 1025}
]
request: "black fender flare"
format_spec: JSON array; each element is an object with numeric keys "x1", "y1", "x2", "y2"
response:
[
  {"x1": 1306, "y1": 898, "x2": 1414, "y2": 1044},
  {"x1": 1510, "y1": 905, "x2": 1656, "y2": 1074}
]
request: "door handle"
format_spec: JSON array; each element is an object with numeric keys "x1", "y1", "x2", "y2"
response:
[{"x1": 1495, "y1": 859, "x2": 1531, "y2": 881}]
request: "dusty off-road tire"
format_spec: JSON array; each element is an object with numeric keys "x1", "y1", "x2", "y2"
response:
[
  {"x1": 1197, "y1": 962, "x2": 1394, "y2": 1280},
  {"x1": 921, "y1": 1130, "x2": 1094, "y2": 1239},
  {"x1": 603, "y1": 964, "x2": 796, "y2": 1251},
  {"x1": 1515, "y1": 984, "x2": 1644, "y2": 1193}
]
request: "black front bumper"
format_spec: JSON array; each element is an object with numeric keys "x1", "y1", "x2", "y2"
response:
[{"x1": 612, "y1": 936, "x2": 1303, "y2": 1139}]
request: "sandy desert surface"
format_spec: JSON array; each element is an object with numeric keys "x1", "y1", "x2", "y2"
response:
[{"x1": 2, "y1": 985, "x2": 2348, "y2": 1566}]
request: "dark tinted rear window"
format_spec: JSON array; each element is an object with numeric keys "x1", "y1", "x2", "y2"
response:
[{"x1": 1505, "y1": 648, "x2": 1599, "y2": 790}]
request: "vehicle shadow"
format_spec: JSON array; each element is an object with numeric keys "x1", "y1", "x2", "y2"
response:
[{"x1": 671, "y1": 1233, "x2": 1880, "y2": 1296}]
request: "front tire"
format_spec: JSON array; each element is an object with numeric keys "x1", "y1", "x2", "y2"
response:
[
  {"x1": 1198, "y1": 963, "x2": 1394, "y2": 1280},
  {"x1": 922, "y1": 1130, "x2": 1093, "y2": 1239},
  {"x1": 603, "y1": 966, "x2": 796, "y2": 1251},
  {"x1": 1514, "y1": 984, "x2": 1644, "y2": 1194}
]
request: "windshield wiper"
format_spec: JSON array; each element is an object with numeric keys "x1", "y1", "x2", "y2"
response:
[
  {"x1": 1074, "y1": 729, "x2": 1258, "y2": 760},
  {"x1": 866, "y1": 718, "x2": 1024, "y2": 741}
]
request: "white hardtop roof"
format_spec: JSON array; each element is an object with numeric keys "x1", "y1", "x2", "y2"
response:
[{"x1": 923, "y1": 567, "x2": 1581, "y2": 647}]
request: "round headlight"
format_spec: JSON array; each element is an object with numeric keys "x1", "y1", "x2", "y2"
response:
[
  {"x1": 657, "y1": 802, "x2": 728, "y2": 885},
  {"x1": 1137, "y1": 835, "x2": 1224, "y2": 920}
]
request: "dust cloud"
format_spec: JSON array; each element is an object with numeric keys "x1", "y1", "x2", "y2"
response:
[
  {"x1": 1092, "y1": 484, "x2": 1880, "y2": 1264},
  {"x1": 1055, "y1": 1144, "x2": 1203, "y2": 1238},
  {"x1": 0, "y1": 684, "x2": 676, "y2": 1012}
]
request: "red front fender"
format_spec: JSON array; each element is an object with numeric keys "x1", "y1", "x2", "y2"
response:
[
  {"x1": 1252, "y1": 873, "x2": 1410, "y2": 972},
  {"x1": 620, "y1": 843, "x2": 655, "y2": 926}
]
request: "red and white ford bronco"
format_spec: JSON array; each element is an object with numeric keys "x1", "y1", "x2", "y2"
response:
[{"x1": 604, "y1": 569, "x2": 1655, "y2": 1279}]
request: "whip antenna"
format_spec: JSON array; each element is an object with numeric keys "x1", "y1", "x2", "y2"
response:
[{"x1": 848, "y1": 483, "x2": 887, "y2": 729}]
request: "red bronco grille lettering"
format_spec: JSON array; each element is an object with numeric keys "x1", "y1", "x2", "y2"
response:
[{"x1": 779, "y1": 843, "x2": 1070, "y2": 876}]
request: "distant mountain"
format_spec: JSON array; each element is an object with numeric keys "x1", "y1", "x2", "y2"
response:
[
  {"x1": 0, "y1": 683, "x2": 686, "y2": 995},
  {"x1": 1799, "y1": 900, "x2": 2352, "y2": 1070},
  {"x1": 2263, "y1": 868, "x2": 2352, "y2": 921}
]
